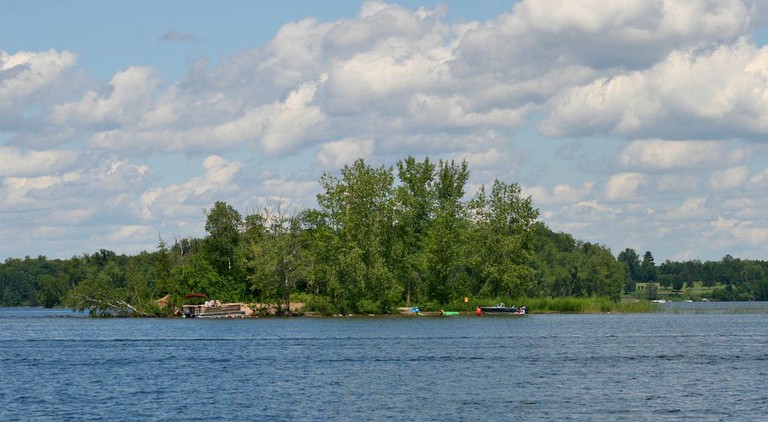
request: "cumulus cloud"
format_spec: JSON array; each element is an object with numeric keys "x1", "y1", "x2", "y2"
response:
[
  {"x1": 604, "y1": 172, "x2": 647, "y2": 202},
  {"x1": 524, "y1": 182, "x2": 595, "y2": 206},
  {"x1": 260, "y1": 82, "x2": 327, "y2": 154},
  {"x1": 664, "y1": 197, "x2": 709, "y2": 220},
  {"x1": 0, "y1": 49, "x2": 77, "y2": 110},
  {"x1": 139, "y1": 155, "x2": 240, "y2": 221},
  {"x1": 710, "y1": 166, "x2": 750, "y2": 190},
  {"x1": 316, "y1": 138, "x2": 375, "y2": 169},
  {"x1": 453, "y1": 0, "x2": 751, "y2": 87},
  {"x1": 714, "y1": 216, "x2": 768, "y2": 245},
  {"x1": 618, "y1": 140, "x2": 745, "y2": 172},
  {"x1": 260, "y1": 178, "x2": 319, "y2": 207},
  {"x1": 52, "y1": 66, "x2": 160, "y2": 129},
  {"x1": 543, "y1": 40, "x2": 768, "y2": 139},
  {"x1": 0, "y1": 148, "x2": 79, "y2": 177},
  {"x1": 0, "y1": 157, "x2": 150, "y2": 226}
]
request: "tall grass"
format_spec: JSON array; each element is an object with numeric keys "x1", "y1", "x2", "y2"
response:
[{"x1": 473, "y1": 297, "x2": 658, "y2": 313}]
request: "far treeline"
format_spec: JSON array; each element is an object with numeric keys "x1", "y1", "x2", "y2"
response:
[{"x1": 0, "y1": 157, "x2": 764, "y2": 316}]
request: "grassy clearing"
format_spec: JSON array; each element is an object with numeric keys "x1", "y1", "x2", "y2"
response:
[{"x1": 632, "y1": 281, "x2": 714, "y2": 302}]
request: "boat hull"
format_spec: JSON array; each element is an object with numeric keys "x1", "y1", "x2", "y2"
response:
[{"x1": 477, "y1": 306, "x2": 526, "y2": 315}]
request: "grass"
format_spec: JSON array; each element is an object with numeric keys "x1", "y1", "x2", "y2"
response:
[
  {"x1": 520, "y1": 297, "x2": 657, "y2": 313},
  {"x1": 421, "y1": 296, "x2": 659, "y2": 314},
  {"x1": 632, "y1": 281, "x2": 713, "y2": 302}
]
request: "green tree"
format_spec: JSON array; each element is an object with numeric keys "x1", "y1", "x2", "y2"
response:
[
  {"x1": 424, "y1": 159, "x2": 470, "y2": 304},
  {"x1": 204, "y1": 201, "x2": 243, "y2": 278},
  {"x1": 469, "y1": 180, "x2": 539, "y2": 298},
  {"x1": 315, "y1": 159, "x2": 399, "y2": 312},
  {"x1": 63, "y1": 252, "x2": 156, "y2": 316},
  {"x1": 38, "y1": 273, "x2": 69, "y2": 308},
  {"x1": 168, "y1": 253, "x2": 222, "y2": 299},
  {"x1": 247, "y1": 206, "x2": 307, "y2": 315},
  {"x1": 641, "y1": 251, "x2": 657, "y2": 282},
  {"x1": 617, "y1": 248, "x2": 641, "y2": 292},
  {"x1": 393, "y1": 156, "x2": 435, "y2": 305}
]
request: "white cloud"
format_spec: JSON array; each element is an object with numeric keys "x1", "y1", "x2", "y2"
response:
[
  {"x1": 107, "y1": 225, "x2": 154, "y2": 243},
  {"x1": 49, "y1": 208, "x2": 97, "y2": 225},
  {"x1": 260, "y1": 178, "x2": 319, "y2": 204},
  {"x1": 260, "y1": 18, "x2": 335, "y2": 88},
  {"x1": 408, "y1": 93, "x2": 529, "y2": 129},
  {"x1": 0, "y1": 148, "x2": 79, "y2": 177},
  {"x1": 2, "y1": 174, "x2": 72, "y2": 207},
  {"x1": 84, "y1": 79, "x2": 326, "y2": 155},
  {"x1": 747, "y1": 168, "x2": 768, "y2": 188},
  {"x1": 202, "y1": 155, "x2": 240, "y2": 186},
  {"x1": 713, "y1": 216, "x2": 768, "y2": 245},
  {"x1": 52, "y1": 66, "x2": 160, "y2": 128},
  {"x1": 604, "y1": 172, "x2": 647, "y2": 202},
  {"x1": 664, "y1": 197, "x2": 709, "y2": 220},
  {"x1": 325, "y1": 46, "x2": 449, "y2": 112},
  {"x1": 524, "y1": 181, "x2": 595, "y2": 206},
  {"x1": 139, "y1": 155, "x2": 240, "y2": 221},
  {"x1": 655, "y1": 174, "x2": 701, "y2": 194},
  {"x1": 0, "y1": 157, "x2": 150, "y2": 227},
  {"x1": 710, "y1": 166, "x2": 750, "y2": 190},
  {"x1": 0, "y1": 49, "x2": 77, "y2": 110},
  {"x1": 618, "y1": 140, "x2": 744, "y2": 171},
  {"x1": 513, "y1": 0, "x2": 750, "y2": 41},
  {"x1": 543, "y1": 40, "x2": 768, "y2": 139},
  {"x1": 454, "y1": 0, "x2": 751, "y2": 87},
  {"x1": 260, "y1": 82, "x2": 327, "y2": 154},
  {"x1": 316, "y1": 138, "x2": 375, "y2": 169}
]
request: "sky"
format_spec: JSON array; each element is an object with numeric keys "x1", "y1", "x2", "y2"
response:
[{"x1": 3, "y1": 0, "x2": 768, "y2": 263}]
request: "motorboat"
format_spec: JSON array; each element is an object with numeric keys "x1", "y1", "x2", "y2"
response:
[{"x1": 476, "y1": 303, "x2": 526, "y2": 316}]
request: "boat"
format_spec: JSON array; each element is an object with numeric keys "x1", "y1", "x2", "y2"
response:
[
  {"x1": 439, "y1": 310, "x2": 460, "y2": 316},
  {"x1": 181, "y1": 293, "x2": 247, "y2": 318},
  {"x1": 182, "y1": 303, "x2": 246, "y2": 318},
  {"x1": 476, "y1": 303, "x2": 526, "y2": 316}
]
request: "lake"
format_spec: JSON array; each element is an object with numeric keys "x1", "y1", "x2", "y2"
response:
[{"x1": 2, "y1": 303, "x2": 768, "y2": 421}]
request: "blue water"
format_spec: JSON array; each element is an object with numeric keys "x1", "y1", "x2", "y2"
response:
[{"x1": 2, "y1": 304, "x2": 768, "y2": 421}]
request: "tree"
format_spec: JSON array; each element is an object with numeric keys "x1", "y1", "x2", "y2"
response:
[
  {"x1": 617, "y1": 248, "x2": 641, "y2": 292},
  {"x1": 641, "y1": 251, "x2": 657, "y2": 282},
  {"x1": 204, "y1": 201, "x2": 243, "y2": 278},
  {"x1": 424, "y1": 159, "x2": 470, "y2": 304},
  {"x1": 314, "y1": 159, "x2": 399, "y2": 313},
  {"x1": 469, "y1": 180, "x2": 539, "y2": 298},
  {"x1": 63, "y1": 251, "x2": 157, "y2": 317},
  {"x1": 393, "y1": 156, "x2": 435, "y2": 305},
  {"x1": 246, "y1": 205, "x2": 307, "y2": 315},
  {"x1": 168, "y1": 253, "x2": 222, "y2": 299},
  {"x1": 645, "y1": 282, "x2": 658, "y2": 300},
  {"x1": 38, "y1": 273, "x2": 69, "y2": 308}
]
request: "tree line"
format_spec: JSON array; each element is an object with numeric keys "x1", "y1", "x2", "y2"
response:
[
  {"x1": 618, "y1": 249, "x2": 768, "y2": 301},
  {"x1": 1, "y1": 156, "x2": 763, "y2": 315}
]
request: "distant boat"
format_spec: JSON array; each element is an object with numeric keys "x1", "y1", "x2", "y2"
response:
[
  {"x1": 476, "y1": 304, "x2": 526, "y2": 316},
  {"x1": 439, "y1": 310, "x2": 460, "y2": 316},
  {"x1": 181, "y1": 294, "x2": 246, "y2": 318}
]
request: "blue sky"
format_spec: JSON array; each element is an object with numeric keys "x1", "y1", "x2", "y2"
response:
[{"x1": 3, "y1": 0, "x2": 768, "y2": 262}]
